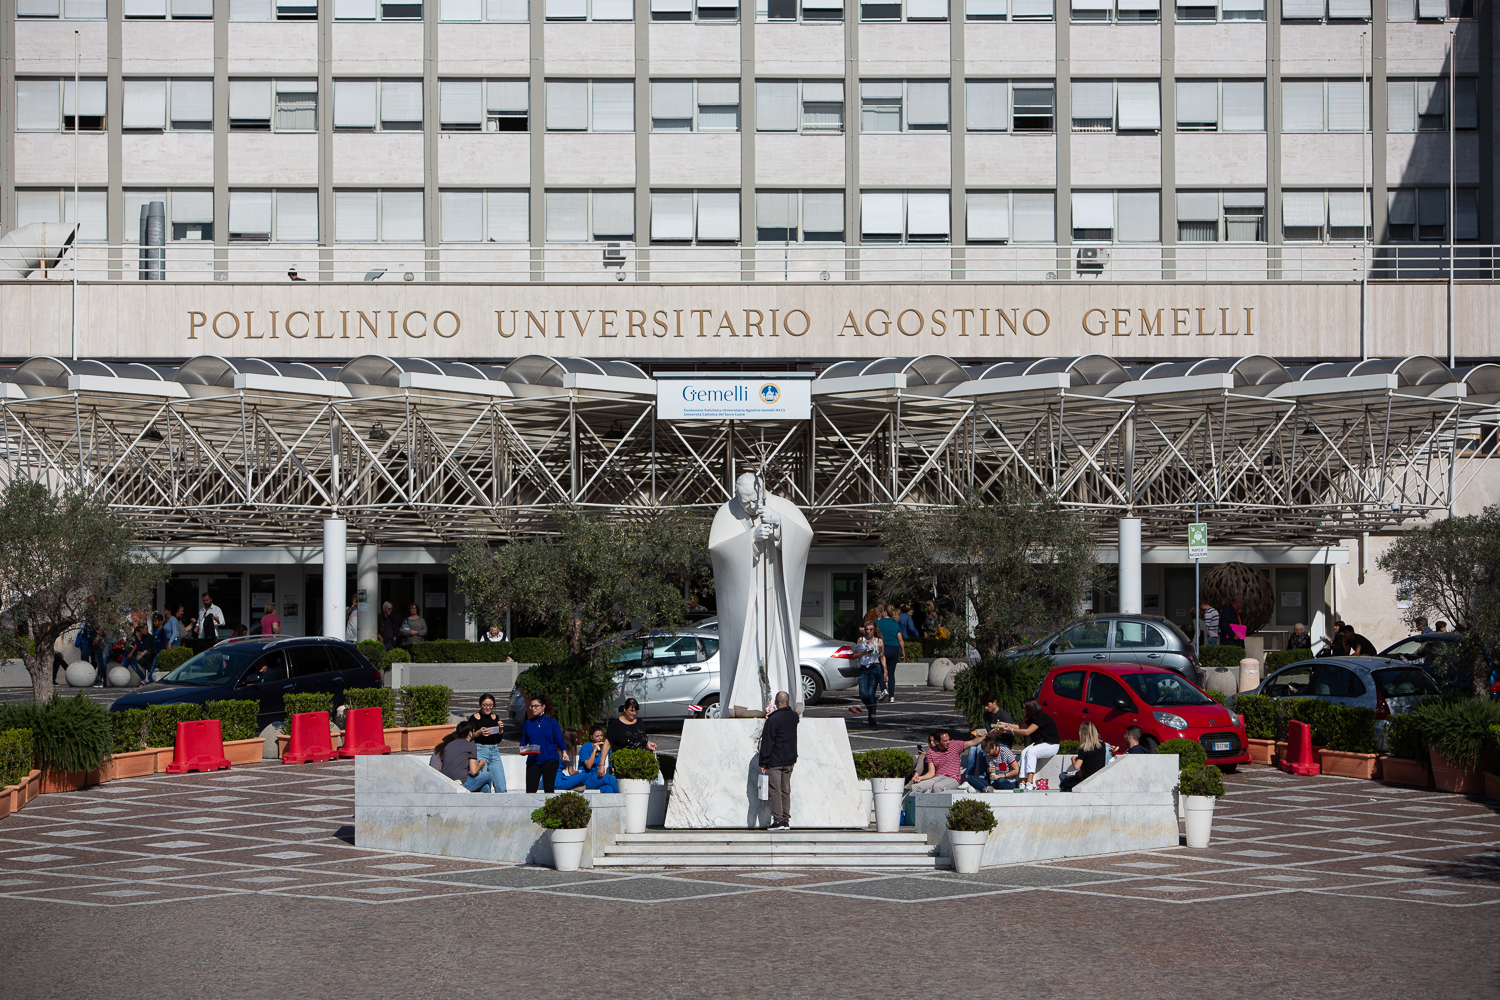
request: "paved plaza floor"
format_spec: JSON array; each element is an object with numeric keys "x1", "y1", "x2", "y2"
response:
[{"x1": 2, "y1": 688, "x2": 1497, "y2": 998}]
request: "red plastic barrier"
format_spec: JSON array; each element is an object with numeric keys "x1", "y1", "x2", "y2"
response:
[
  {"x1": 283, "y1": 710, "x2": 338, "y2": 765},
  {"x1": 337, "y1": 706, "x2": 392, "y2": 758},
  {"x1": 164, "y1": 719, "x2": 231, "y2": 774},
  {"x1": 1279, "y1": 719, "x2": 1321, "y2": 776}
]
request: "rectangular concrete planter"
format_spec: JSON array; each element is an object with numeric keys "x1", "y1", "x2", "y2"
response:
[
  {"x1": 1247, "y1": 739, "x2": 1275, "y2": 766},
  {"x1": 224, "y1": 737, "x2": 265, "y2": 766},
  {"x1": 110, "y1": 748, "x2": 159, "y2": 779},
  {"x1": 149, "y1": 747, "x2": 174, "y2": 772},
  {"x1": 1429, "y1": 748, "x2": 1485, "y2": 794},
  {"x1": 1319, "y1": 749, "x2": 1379, "y2": 780},
  {"x1": 1485, "y1": 770, "x2": 1500, "y2": 804},
  {"x1": 1380, "y1": 755, "x2": 1432, "y2": 788},
  {"x1": 402, "y1": 724, "x2": 451, "y2": 753},
  {"x1": 2, "y1": 784, "x2": 17, "y2": 816},
  {"x1": 39, "y1": 769, "x2": 86, "y2": 794},
  {"x1": 24, "y1": 770, "x2": 40, "y2": 803}
]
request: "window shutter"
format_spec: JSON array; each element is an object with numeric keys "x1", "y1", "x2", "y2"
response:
[
  {"x1": 546, "y1": 82, "x2": 588, "y2": 130},
  {"x1": 71, "y1": 192, "x2": 108, "y2": 242},
  {"x1": 1175, "y1": 82, "x2": 1218, "y2": 128},
  {"x1": 1071, "y1": 191, "x2": 1114, "y2": 230},
  {"x1": 64, "y1": 79, "x2": 107, "y2": 117},
  {"x1": 276, "y1": 191, "x2": 318, "y2": 241},
  {"x1": 1116, "y1": 191, "x2": 1159, "y2": 242},
  {"x1": 1116, "y1": 82, "x2": 1160, "y2": 130},
  {"x1": 1116, "y1": 0, "x2": 1157, "y2": 8},
  {"x1": 1387, "y1": 189, "x2": 1416, "y2": 225},
  {"x1": 172, "y1": 0, "x2": 214, "y2": 15},
  {"x1": 1222, "y1": 190, "x2": 1264, "y2": 206},
  {"x1": 335, "y1": 0, "x2": 377, "y2": 16},
  {"x1": 1176, "y1": 192, "x2": 1219, "y2": 222},
  {"x1": 591, "y1": 191, "x2": 634, "y2": 238},
  {"x1": 1385, "y1": 0, "x2": 1415, "y2": 19},
  {"x1": 696, "y1": 192, "x2": 740, "y2": 241},
  {"x1": 1281, "y1": 0, "x2": 1322, "y2": 16},
  {"x1": 1415, "y1": 79, "x2": 1444, "y2": 118},
  {"x1": 17, "y1": 0, "x2": 61, "y2": 15},
  {"x1": 16, "y1": 81, "x2": 59, "y2": 130},
  {"x1": 1415, "y1": 0, "x2": 1443, "y2": 16},
  {"x1": 486, "y1": 191, "x2": 529, "y2": 242},
  {"x1": 652, "y1": 82, "x2": 694, "y2": 120},
  {"x1": 334, "y1": 80, "x2": 377, "y2": 128},
  {"x1": 1454, "y1": 189, "x2": 1478, "y2": 240},
  {"x1": 861, "y1": 192, "x2": 903, "y2": 237},
  {"x1": 335, "y1": 190, "x2": 379, "y2": 241},
  {"x1": 1327, "y1": 0, "x2": 1368, "y2": 15},
  {"x1": 229, "y1": 0, "x2": 272, "y2": 15},
  {"x1": 906, "y1": 192, "x2": 950, "y2": 236},
  {"x1": 651, "y1": 0, "x2": 692, "y2": 10},
  {"x1": 15, "y1": 192, "x2": 61, "y2": 228},
  {"x1": 1071, "y1": 81, "x2": 1113, "y2": 121},
  {"x1": 1281, "y1": 191, "x2": 1325, "y2": 227},
  {"x1": 1281, "y1": 81, "x2": 1324, "y2": 132},
  {"x1": 1220, "y1": 0, "x2": 1262, "y2": 9},
  {"x1": 546, "y1": 0, "x2": 586, "y2": 16},
  {"x1": 906, "y1": 0, "x2": 947, "y2": 17},
  {"x1": 123, "y1": 80, "x2": 167, "y2": 129},
  {"x1": 440, "y1": 80, "x2": 483, "y2": 125},
  {"x1": 171, "y1": 80, "x2": 214, "y2": 125},
  {"x1": 1010, "y1": 0, "x2": 1050, "y2": 12},
  {"x1": 381, "y1": 191, "x2": 425, "y2": 241},
  {"x1": 1011, "y1": 193, "x2": 1053, "y2": 241},
  {"x1": 1071, "y1": 0, "x2": 1109, "y2": 8},
  {"x1": 965, "y1": 82, "x2": 1008, "y2": 131},
  {"x1": 488, "y1": 81, "x2": 528, "y2": 113},
  {"x1": 1327, "y1": 191, "x2": 1368, "y2": 229},
  {"x1": 1325, "y1": 81, "x2": 1365, "y2": 132},
  {"x1": 651, "y1": 192, "x2": 694, "y2": 240},
  {"x1": 1416, "y1": 187, "x2": 1445, "y2": 227},
  {"x1": 1386, "y1": 81, "x2": 1415, "y2": 132},
  {"x1": 697, "y1": 83, "x2": 740, "y2": 131},
  {"x1": 697, "y1": 81, "x2": 739, "y2": 106},
  {"x1": 64, "y1": 0, "x2": 107, "y2": 13},
  {"x1": 442, "y1": 0, "x2": 482, "y2": 19},
  {"x1": 230, "y1": 79, "x2": 272, "y2": 121},
  {"x1": 592, "y1": 82, "x2": 635, "y2": 131},
  {"x1": 546, "y1": 191, "x2": 589, "y2": 241},
  {"x1": 381, "y1": 81, "x2": 424, "y2": 124},
  {"x1": 965, "y1": 0, "x2": 1006, "y2": 14},
  {"x1": 801, "y1": 0, "x2": 841, "y2": 8},
  {"x1": 906, "y1": 83, "x2": 949, "y2": 128},
  {"x1": 966, "y1": 193, "x2": 1009, "y2": 242},
  {"x1": 756, "y1": 82, "x2": 797, "y2": 131},
  {"x1": 229, "y1": 190, "x2": 273, "y2": 236},
  {"x1": 593, "y1": 0, "x2": 632, "y2": 16},
  {"x1": 756, "y1": 192, "x2": 795, "y2": 230},
  {"x1": 1220, "y1": 81, "x2": 1264, "y2": 132},
  {"x1": 172, "y1": 190, "x2": 214, "y2": 222},
  {"x1": 442, "y1": 193, "x2": 484, "y2": 241},
  {"x1": 125, "y1": 0, "x2": 168, "y2": 16},
  {"x1": 801, "y1": 192, "x2": 843, "y2": 234},
  {"x1": 488, "y1": 0, "x2": 528, "y2": 17}
]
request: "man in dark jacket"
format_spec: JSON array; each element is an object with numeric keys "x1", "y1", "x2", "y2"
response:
[{"x1": 758, "y1": 691, "x2": 798, "y2": 831}]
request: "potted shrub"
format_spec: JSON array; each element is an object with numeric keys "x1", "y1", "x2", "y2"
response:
[
  {"x1": 108, "y1": 708, "x2": 156, "y2": 778},
  {"x1": 1179, "y1": 763, "x2": 1226, "y2": 848},
  {"x1": 1317, "y1": 706, "x2": 1379, "y2": 779},
  {"x1": 277, "y1": 692, "x2": 337, "y2": 758},
  {"x1": 1157, "y1": 737, "x2": 1207, "y2": 820},
  {"x1": 1380, "y1": 713, "x2": 1431, "y2": 788},
  {"x1": 1410, "y1": 699, "x2": 1500, "y2": 794},
  {"x1": 610, "y1": 748, "x2": 659, "y2": 834},
  {"x1": 945, "y1": 798, "x2": 996, "y2": 874},
  {"x1": 0, "y1": 694, "x2": 113, "y2": 794},
  {"x1": 355, "y1": 639, "x2": 389, "y2": 675},
  {"x1": 854, "y1": 748, "x2": 915, "y2": 833},
  {"x1": 0, "y1": 727, "x2": 33, "y2": 818},
  {"x1": 1236, "y1": 694, "x2": 1279, "y2": 765},
  {"x1": 345, "y1": 687, "x2": 403, "y2": 748},
  {"x1": 398, "y1": 685, "x2": 454, "y2": 752},
  {"x1": 204, "y1": 699, "x2": 264, "y2": 765},
  {"x1": 531, "y1": 790, "x2": 592, "y2": 872}
]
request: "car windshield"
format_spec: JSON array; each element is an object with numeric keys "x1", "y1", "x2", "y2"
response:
[
  {"x1": 800, "y1": 625, "x2": 834, "y2": 642},
  {"x1": 1372, "y1": 667, "x2": 1440, "y2": 697},
  {"x1": 160, "y1": 647, "x2": 260, "y2": 686},
  {"x1": 1121, "y1": 671, "x2": 1214, "y2": 706}
]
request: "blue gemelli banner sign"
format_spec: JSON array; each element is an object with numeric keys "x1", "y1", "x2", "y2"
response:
[{"x1": 655, "y1": 378, "x2": 812, "y2": 421}]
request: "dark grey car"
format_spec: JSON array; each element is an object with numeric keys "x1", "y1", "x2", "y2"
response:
[
  {"x1": 1255, "y1": 656, "x2": 1439, "y2": 748},
  {"x1": 1011, "y1": 614, "x2": 1200, "y2": 680}
]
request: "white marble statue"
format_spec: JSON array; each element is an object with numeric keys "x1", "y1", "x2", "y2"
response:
[{"x1": 708, "y1": 472, "x2": 813, "y2": 718}]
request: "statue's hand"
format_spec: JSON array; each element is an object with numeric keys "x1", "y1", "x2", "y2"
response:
[{"x1": 753, "y1": 523, "x2": 777, "y2": 542}]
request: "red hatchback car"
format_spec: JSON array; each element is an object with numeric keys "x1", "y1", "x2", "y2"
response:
[{"x1": 1036, "y1": 662, "x2": 1251, "y2": 769}]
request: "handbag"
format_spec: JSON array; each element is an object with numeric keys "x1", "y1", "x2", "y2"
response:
[{"x1": 757, "y1": 772, "x2": 770, "y2": 801}]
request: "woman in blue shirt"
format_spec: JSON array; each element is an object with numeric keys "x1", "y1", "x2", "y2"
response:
[{"x1": 520, "y1": 694, "x2": 567, "y2": 793}]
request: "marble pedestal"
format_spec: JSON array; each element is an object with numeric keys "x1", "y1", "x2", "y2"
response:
[{"x1": 664, "y1": 718, "x2": 864, "y2": 829}]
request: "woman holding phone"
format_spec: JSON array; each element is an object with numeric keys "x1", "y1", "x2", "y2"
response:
[{"x1": 470, "y1": 693, "x2": 507, "y2": 792}]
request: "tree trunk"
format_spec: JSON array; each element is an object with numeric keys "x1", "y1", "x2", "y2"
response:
[{"x1": 28, "y1": 653, "x2": 54, "y2": 704}]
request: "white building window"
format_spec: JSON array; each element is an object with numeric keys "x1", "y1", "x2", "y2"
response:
[
  {"x1": 1387, "y1": 0, "x2": 1473, "y2": 20},
  {"x1": 16, "y1": 79, "x2": 107, "y2": 131},
  {"x1": 546, "y1": 81, "x2": 634, "y2": 132},
  {"x1": 1387, "y1": 188, "x2": 1478, "y2": 242},
  {"x1": 965, "y1": 81, "x2": 1056, "y2": 132},
  {"x1": 965, "y1": 191, "x2": 1055, "y2": 243},
  {"x1": 755, "y1": 81, "x2": 845, "y2": 134},
  {"x1": 859, "y1": 81, "x2": 949, "y2": 133},
  {"x1": 440, "y1": 0, "x2": 527, "y2": 16},
  {"x1": 545, "y1": 190, "x2": 635, "y2": 242},
  {"x1": 1175, "y1": 0, "x2": 1263, "y2": 19},
  {"x1": 652, "y1": 0, "x2": 738, "y2": 20},
  {"x1": 14, "y1": 189, "x2": 108, "y2": 241},
  {"x1": 228, "y1": 189, "x2": 319, "y2": 241},
  {"x1": 439, "y1": 80, "x2": 529, "y2": 132},
  {"x1": 229, "y1": 80, "x2": 318, "y2": 131},
  {"x1": 333, "y1": 0, "x2": 422, "y2": 19},
  {"x1": 1175, "y1": 190, "x2": 1265, "y2": 241},
  {"x1": 335, "y1": 190, "x2": 424, "y2": 242},
  {"x1": 963, "y1": 0, "x2": 1055, "y2": 18},
  {"x1": 439, "y1": 190, "x2": 530, "y2": 242},
  {"x1": 758, "y1": 0, "x2": 843, "y2": 19},
  {"x1": 123, "y1": 190, "x2": 214, "y2": 241},
  {"x1": 756, "y1": 190, "x2": 845, "y2": 242},
  {"x1": 1280, "y1": 190, "x2": 1370, "y2": 242},
  {"x1": 1071, "y1": 0, "x2": 1160, "y2": 22},
  {"x1": 121, "y1": 80, "x2": 214, "y2": 131},
  {"x1": 651, "y1": 191, "x2": 741, "y2": 244},
  {"x1": 860, "y1": 0, "x2": 949, "y2": 21},
  {"x1": 860, "y1": 190, "x2": 950, "y2": 243},
  {"x1": 1386, "y1": 78, "x2": 1478, "y2": 133},
  {"x1": 333, "y1": 80, "x2": 423, "y2": 131},
  {"x1": 120, "y1": 0, "x2": 215, "y2": 17},
  {"x1": 229, "y1": 0, "x2": 318, "y2": 18},
  {"x1": 1281, "y1": 80, "x2": 1367, "y2": 133},
  {"x1": 548, "y1": 0, "x2": 631, "y2": 18},
  {"x1": 17, "y1": 0, "x2": 109, "y2": 18},
  {"x1": 1175, "y1": 80, "x2": 1264, "y2": 132},
  {"x1": 1072, "y1": 190, "x2": 1160, "y2": 242},
  {"x1": 651, "y1": 81, "x2": 741, "y2": 132},
  {"x1": 1280, "y1": 0, "x2": 1370, "y2": 19},
  {"x1": 1071, "y1": 80, "x2": 1160, "y2": 132}
]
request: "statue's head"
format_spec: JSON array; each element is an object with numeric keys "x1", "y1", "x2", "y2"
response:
[{"x1": 734, "y1": 472, "x2": 762, "y2": 513}]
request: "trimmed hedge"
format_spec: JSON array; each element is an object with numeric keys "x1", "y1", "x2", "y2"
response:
[
  {"x1": 1235, "y1": 693, "x2": 1279, "y2": 740},
  {"x1": 387, "y1": 648, "x2": 412, "y2": 664},
  {"x1": 511, "y1": 637, "x2": 567, "y2": 664},
  {"x1": 356, "y1": 639, "x2": 388, "y2": 673},
  {"x1": 282, "y1": 691, "x2": 335, "y2": 723},
  {"x1": 1264, "y1": 649, "x2": 1312, "y2": 675},
  {"x1": 146, "y1": 703, "x2": 202, "y2": 747},
  {"x1": 411, "y1": 640, "x2": 514, "y2": 664},
  {"x1": 953, "y1": 654, "x2": 1054, "y2": 728},
  {"x1": 1179, "y1": 762, "x2": 1226, "y2": 797},
  {"x1": 153, "y1": 646, "x2": 196, "y2": 677},
  {"x1": 900, "y1": 639, "x2": 924, "y2": 660},
  {"x1": 203, "y1": 699, "x2": 259, "y2": 742},
  {"x1": 1157, "y1": 737, "x2": 1207, "y2": 769},
  {"x1": 1384, "y1": 713, "x2": 1425, "y2": 761},
  {"x1": 399, "y1": 685, "x2": 453, "y2": 727},
  {"x1": 853, "y1": 748, "x2": 915, "y2": 780},
  {"x1": 1409, "y1": 698, "x2": 1500, "y2": 772},
  {"x1": 1198, "y1": 645, "x2": 1246, "y2": 669},
  {"x1": 344, "y1": 687, "x2": 398, "y2": 725},
  {"x1": 0, "y1": 728, "x2": 34, "y2": 787},
  {"x1": 110, "y1": 708, "x2": 148, "y2": 754}
]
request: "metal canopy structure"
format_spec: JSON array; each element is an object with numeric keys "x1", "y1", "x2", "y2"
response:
[{"x1": 1, "y1": 353, "x2": 1496, "y2": 548}]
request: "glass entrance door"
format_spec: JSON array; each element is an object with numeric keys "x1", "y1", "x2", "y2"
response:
[{"x1": 830, "y1": 572, "x2": 864, "y2": 641}]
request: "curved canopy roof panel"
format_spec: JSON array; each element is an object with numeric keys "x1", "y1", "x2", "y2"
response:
[
  {"x1": 8, "y1": 357, "x2": 166, "y2": 387},
  {"x1": 1184, "y1": 355, "x2": 1292, "y2": 386},
  {"x1": 817, "y1": 360, "x2": 867, "y2": 381},
  {"x1": 1458, "y1": 364, "x2": 1500, "y2": 399},
  {"x1": 1349, "y1": 355, "x2": 1452, "y2": 387},
  {"x1": 174, "y1": 356, "x2": 328, "y2": 387}
]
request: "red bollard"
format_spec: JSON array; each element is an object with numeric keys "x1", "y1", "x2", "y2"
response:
[
  {"x1": 337, "y1": 707, "x2": 392, "y2": 758},
  {"x1": 283, "y1": 711, "x2": 338, "y2": 765},
  {"x1": 165, "y1": 719, "x2": 232, "y2": 774},
  {"x1": 1279, "y1": 719, "x2": 1321, "y2": 776}
]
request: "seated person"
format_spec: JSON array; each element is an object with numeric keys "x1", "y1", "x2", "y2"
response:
[
  {"x1": 437, "y1": 720, "x2": 500, "y2": 793},
  {"x1": 911, "y1": 729, "x2": 984, "y2": 792},
  {"x1": 578, "y1": 725, "x2": 620, "y2": 793},
  {"x1": 1286, "y1": 624, "x2": 1311, "y2": 650},
  {"x1": 1122, "y1": 725, "x2": 1151, "y2": 755},
  {"x1": 997, "y1": 699, "x2": 1061, "y2": 790},
  {"x1": 965, "y1": 736, "x2": 1020, "y2": 791},
  {"x1": 1061, "y1": 722, "x2": 1109, "y2": 792},
  {"x1": 979, "y1": 690, "x2": 1016, "y2": 731},
  {"x1": 555, "y1": 731, "x2": 589, "y2": 791}
]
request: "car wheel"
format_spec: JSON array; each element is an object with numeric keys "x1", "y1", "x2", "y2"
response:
[
  {"x1": 700, "y1": 696, "x2": 721, "y2": 720},
  {"x1": 800, "y1": 668, "x2": 825, "y2": 705},
  {"x1": 1140, "y1": 735, "x2": 1159, "y2": 753},
  {"x1": 1218, "y1": 764, "x2": 1238, "y2": 774}
]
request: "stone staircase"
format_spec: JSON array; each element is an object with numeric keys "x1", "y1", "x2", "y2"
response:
[{"x1": 593, "y1": 829, "x2": 945, "y2": 869}]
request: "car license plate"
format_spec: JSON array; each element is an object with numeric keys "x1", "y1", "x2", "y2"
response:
[{"x1": 1212, "y1": 741, "x2": 1232, "y2": 752}]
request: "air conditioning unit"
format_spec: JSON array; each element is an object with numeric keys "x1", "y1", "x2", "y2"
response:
[
  {"x1": 1076, "y1": 247, "x2": 1110, "y2": 264},
  {"x1": 602, "y1": 242, "x2": 626, "y2": 267}
]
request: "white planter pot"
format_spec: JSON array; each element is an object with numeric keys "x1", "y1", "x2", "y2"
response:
[
  {"x1": 620, "y1": 778, "x2": 651, "y2": 834},
  {"x1": 948, "y1": 828, "x2": 989, "y2": 874},
  {"x1": 549, "y1": 826, "x2": 588, "y2": 872},
  {"x1": 1184, "y1": 795, "x2": 1216, "y2": 849},
  {"x1": 1175, "y1": 788, "x2": 1185, "y2": 822},
  {"x1": 871, "y1": 778, "x2": 905, "y2": 833}
]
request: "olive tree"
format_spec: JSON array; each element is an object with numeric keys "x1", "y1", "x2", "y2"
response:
[
  {"x1": 0, "y1": 480, "x2": 168, "y2": 703},
  {"x1": 876, "y1": 481, "x2": 1099, "y2": 659}
]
